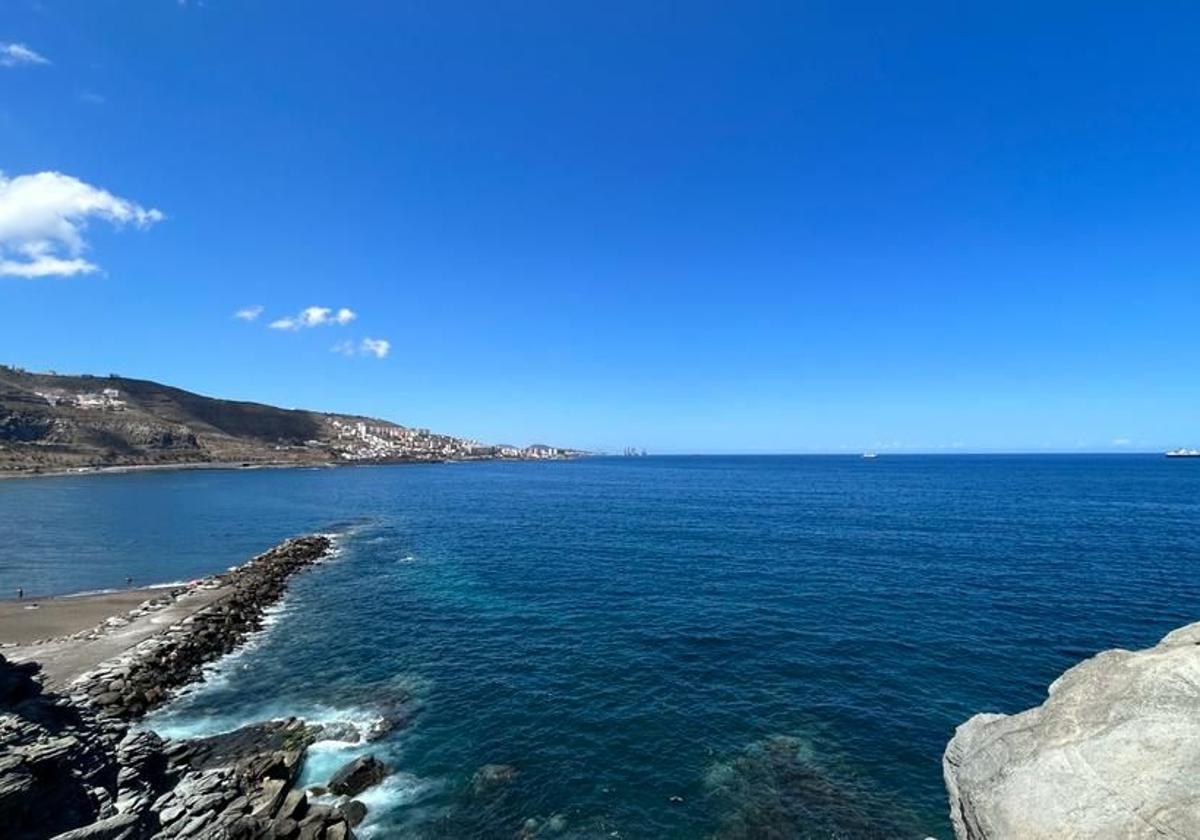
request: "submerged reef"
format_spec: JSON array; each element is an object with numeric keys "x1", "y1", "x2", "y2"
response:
[{"x1": 705, "y1": 734, "x2": 922, "y2": 839}]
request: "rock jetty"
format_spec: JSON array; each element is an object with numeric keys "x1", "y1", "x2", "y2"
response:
[
  {"x1": 0, "y1": 535, "x2": 395, "y2": 839},
  {"x1": 944, "y1": 621, "x2": 1200, "y2": 839},
  {"x1": 73, "y1": 536, "x2": 333, "y2": 720}
]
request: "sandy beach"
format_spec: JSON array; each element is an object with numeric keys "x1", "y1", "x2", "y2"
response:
[
  {"x1": 1, "y1": 583, "x2": 231, "y2": 688},
  {"x1": 0, "y1": 460, "x2": 330, "y2": 482},
  {"x1": 0, "y1": 587, "x2": 179, "y2": 644}
]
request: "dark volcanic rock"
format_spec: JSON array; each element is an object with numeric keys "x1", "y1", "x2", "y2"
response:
[
  {"x1": 49, "y1": 811, "x2": 142, "y2": 839},
  {"x1": 0, "y1": 536, "x2": 359, "y2": 840},
  {"x1": 0, "y1": 655, "x2": 125, "y2": 839},
  {"x1": 366, "y1": 696, "x2": 423, "y2": 742},
  {"x1": 173, "y1": 718, "x2": 319, "y2": 773},
  {"x1": 340, "y1": 799, "x2": 368, "y2": 827},
  {"x1": 141, "y1": 715, "x2": 359, "y2": 839},
  {"x1": 328, "y1": 755, "x2": 388, "y2": 797},
  {"x1": 314, "y1": 720, "x2": 361, "y2": 744}
]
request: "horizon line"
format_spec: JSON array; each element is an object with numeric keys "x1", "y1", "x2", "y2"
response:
[{"x1": 589, "y1": 450, "x2": 1181, "y2": 457}]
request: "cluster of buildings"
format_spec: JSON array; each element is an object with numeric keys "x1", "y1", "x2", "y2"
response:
[
  {"x1": 503, "y1": 444, "x2": 568, "y2": 459},
  {"x1": 324, "y1": 418, "x2": 577, "y2": 462},
  {"x1": 34, "y1": 388, "x2": 127, "y2": 411},
  {"x1": 325, "y1": 417, "x2": 484, "y2": 461}
]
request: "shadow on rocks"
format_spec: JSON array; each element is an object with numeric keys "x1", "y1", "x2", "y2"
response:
[{"x1": 0, "y1": 655, "x2": 124, "y2": 839}]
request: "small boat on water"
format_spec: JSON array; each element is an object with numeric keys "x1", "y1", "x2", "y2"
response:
[
  {"x1": 1165, "y1": 448, "x2": 1200, "y2": 458},
  {"x1": 861, "y1": 452, "x2": 878, "y2": 459}
]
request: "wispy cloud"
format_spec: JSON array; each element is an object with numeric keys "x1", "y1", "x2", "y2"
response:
[
  {"x1": 360, "y1": 337, "x2": 390, "y2": 358},
  {"x1": 269, "y1": 306, "x2": 356, "y2": 330},
  {"x1": 0, "y1": 171, "x2": 164, "y2": 278},
  {"x1": 79, "y1": 90, "x2": 106, "y2": 105},
  {"x1": 0, "y1": 43, "x2": 50, "y2": 67},
  {"x1": 1111, "y1": 437, "x2": 1132, "y2": 446},
  {"x1": 333, "y1": 337, "x2": 391, "y2": 359},
  {"x1": 234, "y1": 305, "x2": 264, "y2": 322}
]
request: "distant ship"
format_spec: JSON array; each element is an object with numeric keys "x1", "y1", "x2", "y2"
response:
[
  {"x1": 1165, "y1": 448, "x2": 1200, "y2": 458},
  {"x1": 861, "y1": 451, "x2": 878, "y2": 459}
]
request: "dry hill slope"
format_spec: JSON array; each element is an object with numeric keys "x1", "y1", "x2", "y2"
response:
[{"x1": 0, "y1": 365, "x2": 565, "y2": 474}]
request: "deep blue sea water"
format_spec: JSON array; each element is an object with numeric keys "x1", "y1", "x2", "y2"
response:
[{"x1": 2, "y1": 456, "x2": 1199, "y2": 838}]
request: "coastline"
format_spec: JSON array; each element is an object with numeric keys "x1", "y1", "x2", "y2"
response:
[
  {"x1": 5, "y1": 535, "x2": 334, "y2": 693},
  {"x1": 0, "y1": 533, "x2": 387, "y2": 839},
  {"x1": 0, "y1": 459, "x2": 347, "y2": 482},
  {"x1": 0, "y1": 452, "x2": 583, "y2": 482},
  {"x1": 0, "y1": 585, "x2": 199, "y2": 648}
]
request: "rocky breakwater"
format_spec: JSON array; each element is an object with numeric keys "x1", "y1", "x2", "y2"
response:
[
  {"x1": 944, "y1": 621, "x2": 1200, "y2": 839},
  {"x1": 0, "y1": 534, "x2": 398, "y2": 839},
  {"x1": 75, "y1": 536, "x2": 332, "y2": 719},
  {"x1": 147, "y1": 718, "x2": 376, "y2": 840}
]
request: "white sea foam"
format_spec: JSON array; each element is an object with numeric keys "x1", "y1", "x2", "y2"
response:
[
  {"x1": 340, "y1": 772, "x2": 441, "y2": 838},
  {"x1": 139, "y1": 600, "x2": 297, "y2": 737},
  {"x1": 145, "y1": 579, "x2": 193, "y2": 589},
  {"x1": 316, "y1": 531, "x2": 350, "y2": 563},
  {"x1": 148, "y1": 679, "x2": 399, "y2": 741},
  {"x1": 63, "y1": 588, "x2": 120, "y2": 598},
  {"x1": 299, "y1": 740, "x2": 375, "y2": 787},
  {"x1": 63, "y1": 579, "x2": 194, "y2": 598},
  {"x1": 142, "y1": 527, "x2": 391, "y2": 738},
  {"x1": 136, "y1": 526, "x2": 434, "y2": 833}
]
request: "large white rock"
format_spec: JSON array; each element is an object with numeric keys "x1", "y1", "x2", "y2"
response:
[{"x1": 944, "y1": 622, "x2": 1200, "y2": 839}]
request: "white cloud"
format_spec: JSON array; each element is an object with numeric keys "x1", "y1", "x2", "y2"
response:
[
  {"x1": 0, "y1": 43, "x2": 49, "y2": 67},
  {"x1": 1111, "y1": 437, "x2": 1132, "y2": 446},
  {"x1": 0, "y1": 171, "x2": 163, "y2": 278},
  {"x1": 234, "y1": 305, "x2": 264, "y2": 322},
  {"x1": 332, "y1": 337, "x2": 391, "y2": 359},
  {"x1": 360, "y1": 337, "x2": 390, "y2": 358},
  {"x1": 269, "y1": 305, "x2": 357, "y2": 330}
]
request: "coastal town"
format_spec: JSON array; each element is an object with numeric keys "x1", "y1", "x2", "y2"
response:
[{"x1": 323, "y1": 417, "x2": 577, "y2": 462}]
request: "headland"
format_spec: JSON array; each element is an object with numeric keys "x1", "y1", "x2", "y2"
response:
[{"x1": 0, "y1": 364, "x2": 583, "y2": 477}]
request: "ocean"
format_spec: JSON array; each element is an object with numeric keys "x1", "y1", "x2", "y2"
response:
[{"x1": 2, "y1": 455, "x2": 1198, "y2": 837}]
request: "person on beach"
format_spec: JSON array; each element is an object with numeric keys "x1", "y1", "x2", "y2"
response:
[
  {"x1": 16, "y1": 587, "x2": 22, "y2": 600},
  {"x1": 126, "y1": 576, "x2": 133, "y2": 587}
]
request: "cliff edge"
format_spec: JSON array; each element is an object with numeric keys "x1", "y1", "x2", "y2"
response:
[{"x1": 943, "y1": 622, "x2": 1200, "y2": 839}]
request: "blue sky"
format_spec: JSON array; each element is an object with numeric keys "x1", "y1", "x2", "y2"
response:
[{"x1": 1, "y1": 1, "x2": 1197, "y2": 453}]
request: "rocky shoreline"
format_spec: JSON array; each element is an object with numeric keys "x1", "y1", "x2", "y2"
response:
[
  {"x1": 0, "y1": 535, "x2": 402, "y2": 840},
  {"x1": 72, "y1": 536, "x2": 334, "y2": 720},
  {"x1": 944, "y1": 621, "x2": 1200, "y2": 839}
]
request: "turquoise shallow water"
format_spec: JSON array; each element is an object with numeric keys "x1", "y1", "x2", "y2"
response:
[{"x1": 2, "y1": 456, "x2": 1199, "y2": 837}]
